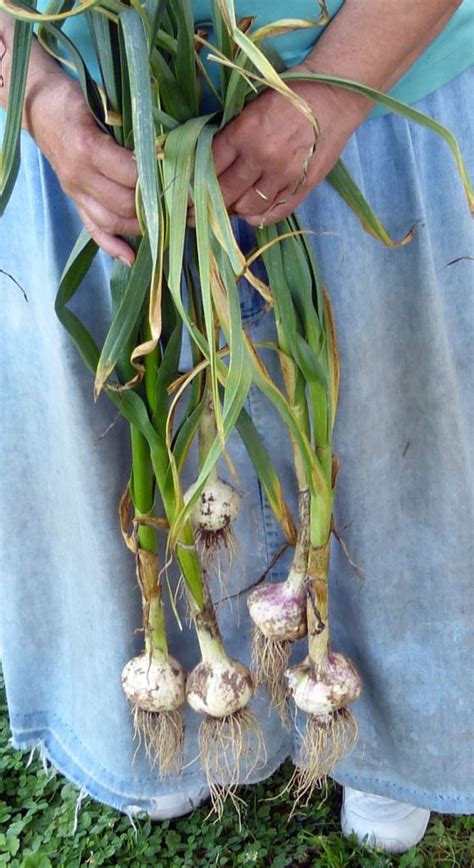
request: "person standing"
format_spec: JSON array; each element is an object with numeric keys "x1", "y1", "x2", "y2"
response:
[{"x1": 1, "y1": 1, "x2": 472, "y2": 852}]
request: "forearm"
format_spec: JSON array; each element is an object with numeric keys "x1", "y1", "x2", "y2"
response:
[
  {"x1": 302, "y1": 0, "x2": 462, "y2": 121},
  {"x1": 0, "y1": 12, "x2": 70, "y2": 136}
]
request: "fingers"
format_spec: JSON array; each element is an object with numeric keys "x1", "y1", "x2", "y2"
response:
[
  {"x1": 216, "y1": 157, "x2": 261, "y2": 212},
  {"x1": 78, "y1": 194, "x2": 141, "y2": 238},
  {"x1": 212, "y1": 132, "x2": 313, "y2": 226},
  {"x1": 243, "y1": 186, "x2": 308, "y2": 227},
  {"x1": 210, "y1": 82, "x2": 327, "y2": 228},
  {"x1": 91, "y1": 175, "x2": 137, "y2": 219},
  {"x1": 62, "y1": 128, "x2": 140, "y2": 262},
  {"x1": 187, "y1": 154, "x2": 260, "y2": 224},
  {"x1": 232, "y1": 175, "x2": 286, "y2": 219},
  {"x1": 63, "y1": 166, "x2": 137, "y2": 220},
  {"x1": 212, "y1": 130, "x2": 239, "y2": 179},
  {"x1": 29, "y1": 78, "x2": 141, "y2": 263},
  {"x1": 216, "y1": 148, "x2": 312, "y2": 226},
  {"x1": 87, "y1": 129, "x2": 138, "y2": 189},
  {"x1": 77, "y1": 206, "x2": 136, "y2": 265},
  {"x1": 59, "y1": 122, "x2": 138, "y2": 213},
  {"x1": 76, "y1": 194, "x2": 141, "y2": 265}
]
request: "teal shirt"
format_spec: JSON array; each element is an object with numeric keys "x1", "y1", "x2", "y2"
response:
[{"x1": 38, "y1": 0, "x2": 474, "y2": 114}]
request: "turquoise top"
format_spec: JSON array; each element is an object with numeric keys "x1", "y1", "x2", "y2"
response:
[{"x1": 38, "y1": 0, "x2": 474, "y2": 115}]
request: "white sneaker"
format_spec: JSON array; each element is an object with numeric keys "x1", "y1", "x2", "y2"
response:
[
  {"x1": 341, "y1": 786, "x2": 431, "y2": 853},
  {"x1": 125, "y1": 784, "x2": 210, "y2": 822}
]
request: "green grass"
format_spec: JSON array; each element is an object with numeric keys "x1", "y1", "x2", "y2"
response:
[{"x1": 1, "y1": 673, "x2": 472, "y2": 867}]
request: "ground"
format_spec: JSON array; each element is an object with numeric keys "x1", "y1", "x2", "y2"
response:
[{"x1": 1, "y1": 674, "x2": 472, "y2": 867}]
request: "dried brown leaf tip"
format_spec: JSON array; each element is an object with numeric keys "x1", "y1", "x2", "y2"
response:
[
  {"x1": 237, "y1": 16, "x2": 255, "y2": 35},
  {"x1": 195, "y1": 28, "x2": 208, "y2": 54}
]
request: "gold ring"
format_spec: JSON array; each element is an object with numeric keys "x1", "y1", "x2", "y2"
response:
[{"x1": 254, "y1": 185, "x2": 270, "y2": 202}]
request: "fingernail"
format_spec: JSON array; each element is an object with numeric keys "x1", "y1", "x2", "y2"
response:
[{"x1": 118, "y1": 256, "x2": 132, "y2": 267}]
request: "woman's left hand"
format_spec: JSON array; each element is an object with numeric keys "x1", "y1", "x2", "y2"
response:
[
  {"x1": 208, "y1": 69, "x2": 364, "y2": 226},
  {"x1": 201, "y1": 0, "x2": 460, "y2": 227}
]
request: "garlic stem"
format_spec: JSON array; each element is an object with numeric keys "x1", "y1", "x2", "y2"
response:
[
  {"x1": 188, "y1": 573, "x2": 228, "y2": 664},
  {"x1": 306, "y1": 575, "x2": 330, "y2": 669},
  {"x1": 286, "y1": 489, "x2": 311, "y2": 589},
  {"x1": 199, "y1": 392, "x2": 219, "y2": 485},
  {"x1": 136, "y1": 548, "x2": 169, "y2": 664}
]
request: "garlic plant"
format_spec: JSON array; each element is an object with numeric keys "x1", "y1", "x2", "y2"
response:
[
  {"x1": 185, "y1": 576, "x2": 264, "y2": 816},
  {"x1": 119, "y1": 486, "x2": 186, "y2": 775},
  {"x1": 285, "y1": 538, "x2": 363, "y2": 806},
  {"x1": 248, "y1": 490, "x2": 310, "y2": 723},
  {"x1": 185, "y1": 392, "x2": 241, "y2": 564},
  {"x1": 2, "y1": 0, "x2": 473, "y2": 817}
]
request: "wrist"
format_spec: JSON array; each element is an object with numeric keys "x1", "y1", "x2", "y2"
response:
[
  {"x1": 13, "y1": 34, "x2": 82, "y2": 143},
  {"x1": 294, "y1": 60, "x2": 373, "y2": 131},
  {"x1": 286, "y1": 66, "x2": 367, "y2": 161},
  {"x1": 24, "y1": 67, "x2": 82, "y2": 149}
]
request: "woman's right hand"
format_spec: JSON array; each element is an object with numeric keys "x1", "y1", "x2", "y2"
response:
[
  {"x1": 1, "y1": 12, "x2": 140, "y2": 264},
  {"x1": 26, "y1": 71, "x2": 139, "y2": 264}
]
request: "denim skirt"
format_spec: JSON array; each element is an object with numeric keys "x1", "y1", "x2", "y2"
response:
[{"x1": 1, "y1": 66, "x2": 472, "y2": 815}]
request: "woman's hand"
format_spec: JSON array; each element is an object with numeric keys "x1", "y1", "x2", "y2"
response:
[
  {"x1": 208, "y1": 0, "x2": 461, "y2": 227},
  {"x1": 210, "y1": 72, "x2": 362, "y2": 227},
  {"x1": 0, "y1": 16, "x2": 139, "y2": 264},
  {"x1": 27, "y1": 73, "x2": 139, "y2": 264}
]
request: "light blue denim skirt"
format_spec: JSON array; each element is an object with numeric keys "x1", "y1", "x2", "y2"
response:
[{"x1": 1, "y1": 66, "x2": 473, "y2": 815}]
